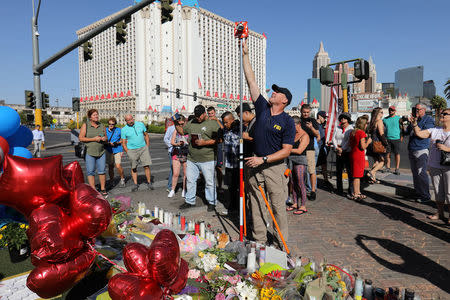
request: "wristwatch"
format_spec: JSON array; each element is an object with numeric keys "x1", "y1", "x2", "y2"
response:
[{"x1": 263, "y1": 156, "x2": 268, "y2": 164}]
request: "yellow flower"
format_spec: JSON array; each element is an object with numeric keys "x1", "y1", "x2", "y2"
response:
[
  {"x1": 20, "y1": 224, "x2": 25, "y2": 229},
  {"x1": 214, "y1": 265, "x2": 220, "y2": 271},
  {"x1": 198, "y1": 251, "x2": 204, "y2": 258},
  {"x1": 0, "y1": 234, "x2": 3, "y2": 240},
  {"x1": 26, "y1": 225, "x2": 29, "y2": 229},
  {"x1": 0, "y1": 226, "x2": 5, "y2": 231}
]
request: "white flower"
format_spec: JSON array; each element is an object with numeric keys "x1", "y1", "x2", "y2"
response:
[
  {"x1": 235, "y1": 281, "x2": 257, "y2": 300},
  {"x1": 176, "y1": 295, "x2": 193, "y2": 300},
  {"x1": 194, "y1": 253, "x2": 219, "y2": 273}
]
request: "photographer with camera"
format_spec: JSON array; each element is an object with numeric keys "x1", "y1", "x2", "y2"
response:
[
  {"x1": 405, "y1": 103, "x2": 435, "y2": 203},
  {"x1": 78, "y1": 109, "x2": 108, "y2": 197},
  {"x1": 409, "y1": 108, "x2": 450, "y2": 224},
  {"x1": 168, "y1": 115, "x2": 188, "y2": 198},
  {"x1": 105, "y1": 117, "x2": 125, "y2": 188}
]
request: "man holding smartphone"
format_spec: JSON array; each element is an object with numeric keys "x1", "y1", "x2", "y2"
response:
[{"x1": 405, "y1": 103, "x2": 435, "y2": 202}]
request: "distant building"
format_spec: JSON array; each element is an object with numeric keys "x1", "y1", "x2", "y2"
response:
[
  {"x1": 77, "y1": 1, "x2": 266, "y2": 121},
  {"x1": 423, "y1": 80, "x2": 436, "y2": 99},
  {"x1": 382, "y1": 82, "x2": 395, "y2": 98},
  {"x1": 307, "y1": 78, "x2": 321, "y2": 105},
  {"x1": 0, "y1": 103, "x2": 75, "y2": 125},
  {"x1": 312, "y1": 42, "x2": 331, "y2": 111},
  {"x1": 394, "y1": 66, "x2": 424, "y2": 100}
]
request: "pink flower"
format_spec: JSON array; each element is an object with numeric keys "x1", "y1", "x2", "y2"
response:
[
  {"x1": 225, "y1": 287, "x2": 236, "y2": 295},
  {"x1": 188, "y1": 269, "x2": 201, "y2": 279},
  {"x1": 215, "y1": 293, "x2": 226, "y2": 300}
]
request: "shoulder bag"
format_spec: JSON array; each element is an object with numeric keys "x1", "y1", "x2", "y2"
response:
[
  {"x1": 74, "y1": 124, "x2": 88, "y2": 159},
  {"x1": 439, "y1": 135, "x2": 450, "y2": 166}
]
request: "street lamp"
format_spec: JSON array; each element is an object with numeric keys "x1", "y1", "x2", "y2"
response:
[{"x1": 209, "y1": 67, "x2": 230, "y2": 112}]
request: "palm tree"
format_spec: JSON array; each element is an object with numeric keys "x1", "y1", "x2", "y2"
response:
[{"x1": 445, "y1": 79, "x2": 450, "y2": 100}]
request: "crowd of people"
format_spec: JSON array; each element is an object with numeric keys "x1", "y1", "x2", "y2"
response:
[{"x1": 78, "y1": 41, "x2": 449, "y2": 251}]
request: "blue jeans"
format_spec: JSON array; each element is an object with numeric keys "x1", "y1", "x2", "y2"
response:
[
  {"x1": 85, "y1": 153, "x2": 106, "y2": 176},
  {"x1": 167, "y1": 152, "x2": 173, "y2": 190},
  {"x1": 185, "y1": 160, "x2": 216, "y2": 205},
  {"x1": 409, "y1": 149, "x2": 431, "y2": 200}
]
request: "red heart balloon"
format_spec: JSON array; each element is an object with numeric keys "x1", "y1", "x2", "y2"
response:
[
  {"x1": 147, "y1": 230, "x2": 180, "y2": 287},
  {"x1": 123, "y1": 243, "x2": 150, "y2": 277},
  {"x1": 27, "y1": 249, "x2": 96, "y2": 299},
  {"x1": 0, "y1": 155, "x2": 70, "y2": 217},
  {"x1": 108, "y1": 274, "x2": 163, "y2": 300},
  {"x1": 63, "y1": 161, "x2": 85, "y2": 188},
  {"x1": 164, "y1": 258, "x2": 189, "y2": 295}
]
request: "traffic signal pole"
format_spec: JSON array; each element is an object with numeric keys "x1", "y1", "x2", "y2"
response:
[
  {"x1": 30, "y1": 0, "x2": 156, "y2": 128},
  {"x1": 32, "y1": 0, "x2": 43, "y2": 128}
]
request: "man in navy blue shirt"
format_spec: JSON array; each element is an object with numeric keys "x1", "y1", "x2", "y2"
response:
[
  {"x1": 405, "y1": 103, "x2": 435, "y2": 202},
  {"x1": 242, "y1": 39, "x2": 295, "y2": 249}
]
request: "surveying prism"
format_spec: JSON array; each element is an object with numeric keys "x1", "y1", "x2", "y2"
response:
[{"x1": 234, "y1": 21, "x2": 248, "y2": 39}]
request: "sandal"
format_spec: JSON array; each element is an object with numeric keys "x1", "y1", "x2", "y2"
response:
[
  {"x1": 286, "y1": 205, "x2": 298, "y2": 212},
  {"x1": 427, "y1": 214, "x2": 443, "y2": 221},
  {"x1": 356, "y1": 194, "x2": 367, "y2": 200},
  {"x1": 366, "y1": 172, "x2": 379, "y2": 184},
  {"x1": 293, "y1": 209, "x2": 307, "y2": 215},
  {"x1": 100, "y1": 190, "x2": 108, "y2": 198}
]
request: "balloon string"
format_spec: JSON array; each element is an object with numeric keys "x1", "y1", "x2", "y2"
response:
[{"x1": 87, "y1": 243, "x2": 128, "y2": 273}]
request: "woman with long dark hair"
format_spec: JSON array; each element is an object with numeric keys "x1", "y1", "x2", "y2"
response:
[
  {"x1": 367, "y1": 107, "x2": 388, "y2": 183},
  {"x1": 350, "y1": 115, "x2": 372, "y2": 200}
]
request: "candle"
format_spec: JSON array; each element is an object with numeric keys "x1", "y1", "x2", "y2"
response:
[
  {"x1": 164, "y1": 212, "x2": 169, "y2": 225},
  {"x1": 159, "y1": 209, "x2": 164, "y2": 222},
  {"x1": 181, "y1": 216, "x2": 186, "y2": 231},
  {"x1": 194, "y1": 222, "x2": 200, "y2": 235},
  {"x1": 199, "y1": 222, "x2": 206, "y2": 238},
  {"x1": 154, "y1": 207, "x2": 159, "y2": 218},
  {"x1": 247, "y1": 247, "x2": 256, "y2": 273},
  {"x1": 145, "y1": 209, "x2": 151, "y2": 216}
]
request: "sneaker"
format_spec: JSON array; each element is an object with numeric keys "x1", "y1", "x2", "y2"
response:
[
  {"x1": 120, "y1": 178, "x2": 126, "y2": 187},
  {"x1": 168, "y1": 190, "x2": 175, "y2": 198},
  {"x1": 394, "y1": 169, "x2": 400, "y2": 175},
  {"x1": 179, "y1": 202, "x2": 195, "y2": 210},
  {"x1": 147, "y1": 182, "x2": 154, "y2": 190},
  {"x1": 207, "y1": 204, "x2": 216, "y2": 212},
  {"x1": 309, "y1": 191, "x2": 316, "y2": 201},
  {"x1": 181, "y1": 190, "x2": 186, "y2": 198},
  {"x1": 382, "y1": 167, "x2": 391, "y2": 173},
  {"x1": 131, "y1": 184, "x2": 139, "y2": 192},
  {"x1": 416, "y1": 198, "x2": 431, "y2": 203}
]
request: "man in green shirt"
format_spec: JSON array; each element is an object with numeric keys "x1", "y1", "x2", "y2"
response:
[
  {"x1": 383, "y1": 106, "x2": 403, "y2": 175},
  {"x1": 179, "y1": 105, "x2": 220, "y2": 211}
]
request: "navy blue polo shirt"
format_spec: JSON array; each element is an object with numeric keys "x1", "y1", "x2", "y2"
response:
[{"x1": 253, "y1": 94, "x2": 295, "y2": 157}]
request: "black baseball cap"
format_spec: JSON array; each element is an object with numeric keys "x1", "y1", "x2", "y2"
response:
[
  {"x1": 235, "y1": 102, "x2": 253, "y2": 114},
  {"x1": 338, "y1": 112, "x2": 353, "y2": 123},
  {"x1": 317, "y1": 111, "x2": 327, "y2": 119},
  {"x1": 272, "y1": 84, "x2": 292, "y2": 106},
  {"x1": 194, "y1": 105, "x2": 206, "y2": 118}
]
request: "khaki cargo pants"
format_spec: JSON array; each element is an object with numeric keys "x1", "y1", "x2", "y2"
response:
[{"x1": 246, "y1": 161, "x2": 289, "y2": 248}]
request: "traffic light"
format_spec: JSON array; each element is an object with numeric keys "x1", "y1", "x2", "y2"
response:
[
  {"x1": 72, "y1": 97, "x2": 80, "y2": 112},
  {"x1": 354, "y1": 59, "x2": 370, "y2": 81},
  {"x1": 115, "y1": 20, "x2": 127, "y2": 45},
  {"x1": 161, "y1": 0, "x2": 174, "y2": 24},
  {"x1": 319, "y1": 66, "x2": 334, "y2": 85},
  {"x1": 41, "y1": 92, "x2": 49, "y2": 108},
  {"x1": 193, "y1": 92, "x2": 197, "y2": 102},
  {"x1": 83, "y1": 42, "x2": 93, "y2": 61},
  {"x1": 25, "y1": 90, "x2": 36, "y2": 109},
  {"x1": 156, "y1": 85, "x2": 161, "y2": 95},
  {"x1": 176, "y1": 88, "x2": 180, "y2": 98}
]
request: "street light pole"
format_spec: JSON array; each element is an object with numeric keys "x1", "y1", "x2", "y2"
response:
[
  {"x1": 32, "y1": 0, "x2": 43, "y2": 128},
  {"x1": 167, "y1": 70, "x2": 174, "y2": 114}
]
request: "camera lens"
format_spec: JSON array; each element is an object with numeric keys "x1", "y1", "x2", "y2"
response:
[{"x1": 436, "y1": 139, "x2": 442, "y2": 144}]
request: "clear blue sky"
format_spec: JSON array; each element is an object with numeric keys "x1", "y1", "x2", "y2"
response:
[{"x1": 0, "y1": 0, "x2": 449, "y2": 107}]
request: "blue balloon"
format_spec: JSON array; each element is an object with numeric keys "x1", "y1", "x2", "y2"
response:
[
  {"x1": 0, "y1": 106, "x2": 20, "y2": 139},
  {"x1": 9, "y1": 147, "x2": 33, "y2": 159},
  {"x1": 6, "y1": 125, "x2": 33, "y2": 148}
]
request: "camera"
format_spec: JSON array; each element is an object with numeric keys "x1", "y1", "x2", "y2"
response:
[
  {"x1": 234, "y1": 21, "x2": 248, "y2": 39},
  {"x1": 436, "y1": 139, "x2": 442, "y2": 144}
]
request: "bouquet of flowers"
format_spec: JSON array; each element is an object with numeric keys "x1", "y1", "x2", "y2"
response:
[{"x1": 0, "y1": 222, "x2": 29, "y2": 251}]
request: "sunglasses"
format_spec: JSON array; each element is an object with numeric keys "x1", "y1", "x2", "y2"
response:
[
  {"x1": 108, "y1": 123, "x2": 116, "y2": 125},
  {"x1": 441, "y1": 113, "x2": 450, "y2": 117}
]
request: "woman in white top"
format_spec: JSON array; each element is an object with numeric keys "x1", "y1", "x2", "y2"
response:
[{"x1": 411, "y1": 108, "x2": 450, "y2": 224}]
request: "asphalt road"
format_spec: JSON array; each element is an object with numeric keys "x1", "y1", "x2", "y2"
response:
[{"x1": 40, "y1": 130, "x2": 171, "y2": 189}]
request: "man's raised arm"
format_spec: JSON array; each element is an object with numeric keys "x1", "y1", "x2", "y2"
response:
[{"x1": 242, "y1": 39, "x2": 261, "y2": 102}]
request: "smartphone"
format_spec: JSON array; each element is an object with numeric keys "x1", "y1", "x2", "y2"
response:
[{"x1": 412, "y1": 107, "x2": 417, "y2": 117}]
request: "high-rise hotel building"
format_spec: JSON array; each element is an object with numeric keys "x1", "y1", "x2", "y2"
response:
[{"x1": 77, "y1": 1, "x2": 266, "y2": 121}]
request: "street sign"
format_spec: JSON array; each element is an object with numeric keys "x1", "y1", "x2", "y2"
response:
[
  {"x1": 52, "y1": 119, "x2": 57, "y2": 124},
  {"x1": 217, "y1": 104, "x2": 227, "y2": 108}
]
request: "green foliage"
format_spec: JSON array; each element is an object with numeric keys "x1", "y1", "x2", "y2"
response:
[
  {"x1": 431, "y1": 95, "x2": 447, "y2": 110},
  {"x1": 147, "y1": 123, "x2": 165, "y2": 134},
  {"x1": 18, "y1": 111, "x2": 28, "y2": 125},
  {"x1": 203, "y1": 248, "x2": 237, "y2": 267},
  {"x1": 0, "y1": 223, "x2": 29, "y2": 251},
  {"x1": 67, "y1": 120, "x2": 77, "y2": 130},
  {"x1": 445, "y1": 79, "x2": 450, "y2": 100},
  {"x1": 42, "y1": 113, "x2": 53, "y2": 127}
]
